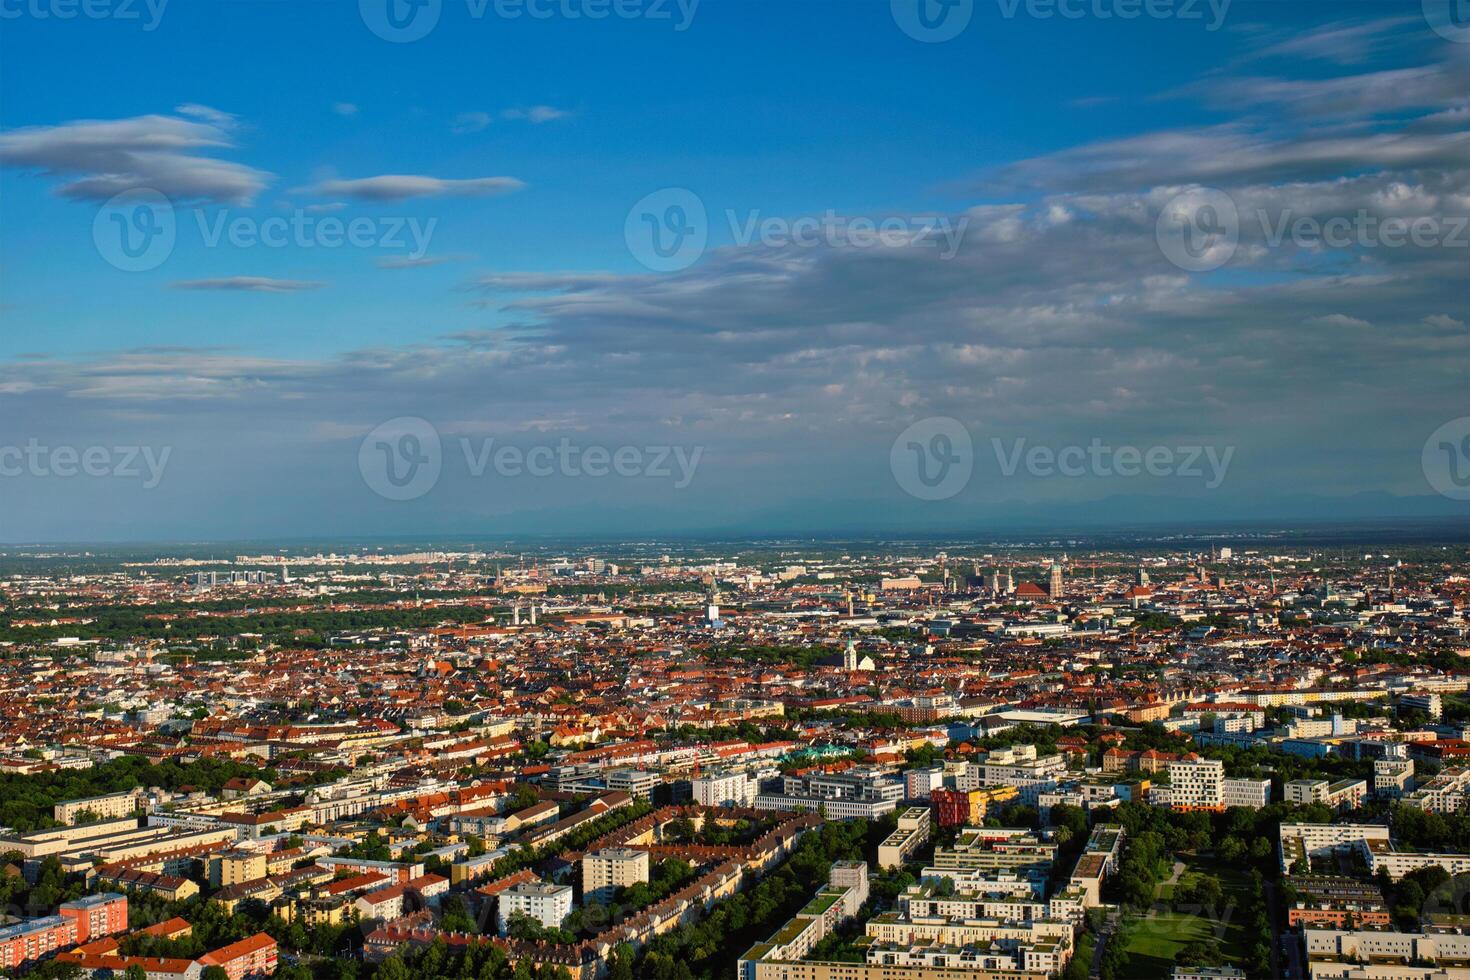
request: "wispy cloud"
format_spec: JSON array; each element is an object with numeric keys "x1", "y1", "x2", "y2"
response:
[
  {"x1": 308, "y1": 174, "x2": 525, "y2": 201},
  {"x1": 170, "y1": 277, "x2": 326, "y2": 293},
  {"x1": 451, "y1": 111, "x2": 492, "y2": 134},
  {"x1": 0, "y1": 106, "x2": 270, "y2": 204},
  {"x1": 502, "y1": 105, "x2": 572, "y2": 123},
  {"x1": 378, "y1": 255, "x2": 467, "y2": 270}
]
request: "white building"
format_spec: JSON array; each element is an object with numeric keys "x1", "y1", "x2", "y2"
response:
[
  {"x1": 1167, "y1": 759, "x2": 1224, "y2": 810},
  {"x1": 982, "y1": 745, "x2": 1066, "y2": 805},
  {"x1": 904, "y1": 766, "x2": 944, "y2": 801},
  {"x1": 692, "y1": 771, "x2": 751, "y2": 808},
  {"x1": 497, "y1": 880, "x2": 573, "y2": 934},
  {"x1": 1167, "y1": 758, "x2": 1269, "y2": 810}
]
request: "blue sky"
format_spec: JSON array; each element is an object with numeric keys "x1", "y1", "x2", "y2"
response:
[
  {"x1": 2, "y1": 0, "x2": 1469, "y2": 540},
  {"x1": 1, "y1": 0, "x2": 1281, "y2": 358}
]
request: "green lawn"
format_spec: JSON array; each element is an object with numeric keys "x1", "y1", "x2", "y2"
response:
[
  {"x1": 1119, "y1": 912, "x2": 1220, "y2": 978},
  {"x1": 1119, "y1": 854, "x2": 1254, "y2": 978}
]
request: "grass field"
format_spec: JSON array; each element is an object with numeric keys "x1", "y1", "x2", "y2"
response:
[
  {"x1": 1118, "y1": 911, "x2": 1221, "y2": 977},
  {"x1": 1117, "y1": 854, "x2": 1255, "y2": 978}
]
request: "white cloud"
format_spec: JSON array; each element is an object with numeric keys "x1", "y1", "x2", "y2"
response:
[
  {"x1": 309, "y1": 174, "x2": 525, "y2": 201},
  {"x1": 333, "y1": 102, "x2": 359, "y2": 117},
  {"x1": 170, "y1": 277, "x2": 326, "y2": 293},
  {"x1": 502, "y1": 105, "x2": 571, "y2": 123},
  {"x1": 378, "y1": 255, "x2": 465, "y2": 269},
  {"x1": 1303, "y1": 314, "x2": 1371, "y2": 328},
  {"x1": 0, "y1": 108, "x2": 269, "y2": 204}
]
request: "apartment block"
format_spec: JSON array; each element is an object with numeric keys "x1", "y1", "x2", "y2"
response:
[
  {"x1": 53, "y1": 791, "x2": 142, "y2": 827},
  {"x1": 498, "y1": 880, "x2": 573, "y2": 933},
  {"x1": 581, "y1": 847, "x2": 650, "y2": 903},
  {"x1": 878, "y1": 808, "x2": 932, "y2": 871},
  {"x1": 691, "y1": 771, "x2": 751, "y2": 808}
]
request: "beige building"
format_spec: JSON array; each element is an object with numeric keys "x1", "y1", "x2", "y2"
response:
[
  {"x1": 209, "y1": 851, "x2": 268, "y2": 888},
  {"x1": 739, "y1": 963, "x2": 1046, "y2": 980},
  {"x1": 53, "y1": 791, "x2": 141, "y2": 826},
  {"x1": 581, "y1": 847, "x2": 650, "y2": 903},
  {"x1": 878, "y1": 808, "x2": 931, "y2": 870}
]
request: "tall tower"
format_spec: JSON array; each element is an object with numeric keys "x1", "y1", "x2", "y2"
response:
[
  {"x1": 1048, "y1": 562, "x2": 1064, "y2": 598},
  {"x1": 843, "y1": 640, "x2": 858, "y2": 671},
  {"x1": 706, "y1": 583, "x2": 721, "y2": 624}
]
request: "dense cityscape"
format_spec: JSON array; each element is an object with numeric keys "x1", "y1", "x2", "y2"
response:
[
  {"x1": 6, "y1": 0, "x2": 1470, "y2": 978},
  {"x1": 0, "y1": 538, "x2": 1466, "y2": 980}
]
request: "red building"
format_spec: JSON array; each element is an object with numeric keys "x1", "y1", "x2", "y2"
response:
[
  {"x1": 197, "y1": 933, "x2": 278, "y2": 980},
  {"x1": 931, "y1": 789, "x2": 971, "y2": 828},
  {"x1": 0, "y1": 894, "x2": 127, "y2": 971},
  {"x1": 59, "y1": 893, "x2": 129, "y2": 943}
]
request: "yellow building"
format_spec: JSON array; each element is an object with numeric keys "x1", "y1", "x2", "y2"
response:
[
  {"x1": 209, "y1": 851, "x2": 268, "y2": 888},
  {"x1": 280, "y1": 896, "x2": 354, "y2": 928}
]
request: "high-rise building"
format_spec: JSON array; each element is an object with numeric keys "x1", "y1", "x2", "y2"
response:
[
  {"x1": 497, "y1": 880, "x2": 573, "y2": 934},
  {"x1": 581, "y1": 848, "x2": 649, "y2": 904},
  {"x1": 692, "y1": 771, "x2": 750, "y2": 807}
]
